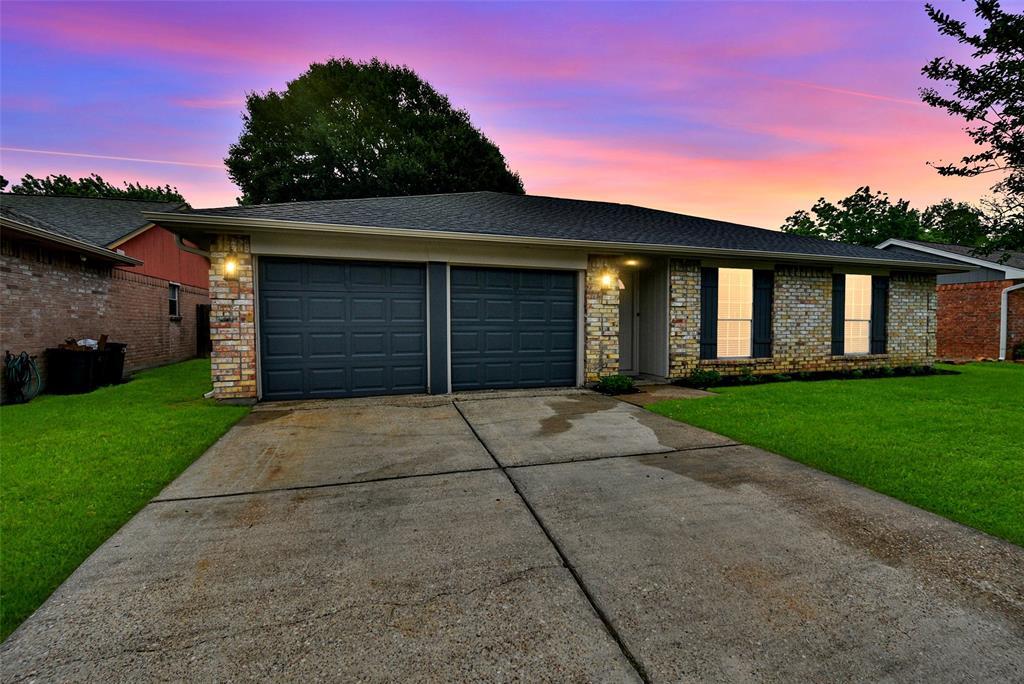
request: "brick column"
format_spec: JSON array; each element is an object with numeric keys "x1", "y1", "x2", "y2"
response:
[
  {"x1": 209, "y1": 235, "x2": 257, "y2": 402},
  {"x1": 772, "y1": 266, "x2": 832, "y2": 372},
  {"x1": 888, "y1": 272, "x2": 937, "y2": 365},
  {"x1": 668, "y1": 260, "x2": 700, "y2": 378},
  {"x1": 584, "y1": 256, "x2": 620, "y2": 382}
]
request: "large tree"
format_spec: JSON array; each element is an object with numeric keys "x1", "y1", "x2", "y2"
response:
[
  {"x1": 5, "y1": 173, "x2": 187, "y2": 204},
  {"x1": 781, "y1": 187, "x2": 923, "y2": 246},
  {"x1": 781, "y1": 187, "x2": 989, "y2": 247},
  {"x1": 226, "y1": 58, "x2": 524, "y2": 204},
  {"x1": 920, "y1": 0, "x2": 1023, "y2": 250}
]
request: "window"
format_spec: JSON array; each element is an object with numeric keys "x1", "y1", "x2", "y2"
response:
[
  {"x1": 168, "y1": 283, "x2": 180, "y2": 318},
  {"x1": 844, "y1": 274, "x2": 871, "y2": 354},
  {"x1": 717, "y1": 268, "x2": 753, "y2": 357}
]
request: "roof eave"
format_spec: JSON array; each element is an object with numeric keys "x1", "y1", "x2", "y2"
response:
[
  {"x1": 145, "y1": 212, "x2": 973, "y2": 273},
  {"x1": 877, "y1": 238, "x2": 1024, "y2": 278},
  {"x1": 1, "y1": 217, "x2": 143, "y2": 266}
]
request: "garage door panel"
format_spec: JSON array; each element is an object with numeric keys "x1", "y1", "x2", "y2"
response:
[
  {"x1": 450, "y1": 266, "x2": 577, "y2": 391},
  {"x1": 259, "y1": 258, "x2": 426, "y2": 400}
]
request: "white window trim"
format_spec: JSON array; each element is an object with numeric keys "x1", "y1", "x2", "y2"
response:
[{"x1": 168, "y1": 282, "x2": 181, "y2": 318}]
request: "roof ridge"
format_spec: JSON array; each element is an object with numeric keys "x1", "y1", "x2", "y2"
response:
[{"x1": 0, "y1": 192, "x2": 183, "y2": 207}]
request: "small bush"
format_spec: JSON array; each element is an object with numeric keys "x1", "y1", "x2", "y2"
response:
[
  {"x1": 770, "y1": 373, "x2": 792, "y2": 382},
  {"x1": 1013, "y1": 341, "x2": 1024, "y2": 360},
  {"x1": 850, "y1": 369, "x2": 864, "y2": 379},
  {"x1": 596, "y1": 374, "x2": 635, "y2": 394},
  {"x1": 880, "y1": 365, "x2": 895, "y2": 377},
  {"x1": 736, "y1": 367, "x2": 760, "y2": 384},
  {"x1": 687, "y1": 368, "x2": 722, "y2": 389}
]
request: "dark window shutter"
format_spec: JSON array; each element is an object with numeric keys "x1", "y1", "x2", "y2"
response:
[
  {"x1": 831, "y1": 273, "x2": 845, "y2": 356},
  {"x1": 752, "y1": 269, "x2": 774, "y2": 357},
  {"x1": 871, "y1": 275, "x2": 889, "y2": 355},
  {"x1": 699, "y1": 267, "x2": 718, "y2": 359}
]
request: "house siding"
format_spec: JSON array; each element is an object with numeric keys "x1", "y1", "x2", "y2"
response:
[
  {"x1": 0, "y1": 236, "x2": 208, "y2": 402},
  {"x1": 665, "y1": 262, "x2": 936, "y2": 379}
]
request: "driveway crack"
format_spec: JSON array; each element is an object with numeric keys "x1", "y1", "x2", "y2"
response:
[{"x1": 452, "y1": 400, "x2": 651, "y2": 684}]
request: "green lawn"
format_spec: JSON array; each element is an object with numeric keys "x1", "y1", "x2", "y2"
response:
[
  {"x1": 649, "y1": 363, "x2": 1024, "y2": 546},
  {"x1": 0, "y1": 359, "x2": 248, "y2": 641}
]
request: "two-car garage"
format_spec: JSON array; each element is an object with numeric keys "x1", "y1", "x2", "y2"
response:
[{"x1": 258, "y1": 257, "x2": 578, "y2": 400}]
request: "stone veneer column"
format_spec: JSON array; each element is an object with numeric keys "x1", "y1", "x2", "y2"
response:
[
  {"x1": 209, "y1": 235, "x2": 257, "y2": 402},
  {"x1": 888, "y1": 272, "x2": 937, "y2": 364},
  {"x1": 584, "y1": 256, "x2": 620, "y2": 382},
  {"x1": 667, "y1": 260, "x2": 700, "y2": 378},
  {"x1": 772, "y1": 266, "x2": 832, "y2": 372}
]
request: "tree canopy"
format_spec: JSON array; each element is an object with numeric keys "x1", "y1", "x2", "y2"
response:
[
  {"x1": 781, "y1": 187, "x2": 989, "y2": 247},
  {"x1": 920, "y1": 0, "x2": 1023, "y2": 250},
  {"x1": 3, "y1": 173, "x2": 187, "y2": 204},
  {"x1": 225, "y1": 58, "x2": 524, "y2": 205}
]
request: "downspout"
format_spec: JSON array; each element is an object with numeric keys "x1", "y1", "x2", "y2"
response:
[
  {"x1": 999, "y1": 282, "x2": 1024, "y2": 361},
  {"x1": 175, "y1": 233, "x2": 211, "y2": 259}
]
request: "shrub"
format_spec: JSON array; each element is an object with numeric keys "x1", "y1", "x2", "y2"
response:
[
  {"x1": 687, "y1": 368, "x2": 722, "y2": 389},
  {"x1": 880, "y1": 365, "x2": 895, "y2": 377},
  {"x1": 1013, "y1": 341, "x2": 1024, "y2": 360},
  {"x1": 736, "y1": 367, "x2": 760, "y2": 384},
  {"x1": 850, "y1": 369, "x2": 864, "y2": 379},
  {"x1": 770, "y1": 373, "x2": 792, "y2": 382},
  {"x1": 596, "y1": 374, "x2": 635, "y2": 394}
]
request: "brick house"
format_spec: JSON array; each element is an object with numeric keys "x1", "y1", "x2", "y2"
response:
[
  {"x1": 877, "y1": 239, "x2": 1024, "y2": 360},
  {"x1": 0, "y1": 194, "x2": 210, "y2": 397},
  {"x1": 147, "y1": 192, "x2": 967, "y2": 402}
]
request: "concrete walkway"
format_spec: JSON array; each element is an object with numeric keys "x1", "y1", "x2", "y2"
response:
[{"x1": 3, "y1": 391, "x2": 1022, "y2": 682}]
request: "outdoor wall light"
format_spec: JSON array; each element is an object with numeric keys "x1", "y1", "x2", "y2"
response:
[
  {"x1": 623, "y1": 259, "x2": 639, "y2": 266},
  {"x1": 600, "y1": 273, "x2": 615, "y2": 288},
  {"x1": 224, "y1": 255, "x2": 239, "y2": 280}
]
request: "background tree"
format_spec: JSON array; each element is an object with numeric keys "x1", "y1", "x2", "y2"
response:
[
  {"x1": 6, "y1": 173, "x2": 187, "y2": 204},
  {"x1": 226, "y1": 58, "x2": 524, "y2": 204},
  {"x1": 920, "y1": 0, "x2": 1023, "y2": 250},
  {"x1": 781, "y1": 187, "x2": 922, "y2": 246},
  {"x1": 919, "y1": 199, "x2": 988, "y2": 245}
]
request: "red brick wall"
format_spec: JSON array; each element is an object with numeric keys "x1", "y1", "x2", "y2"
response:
[
  {"x1": 1, "y1": 237, "x2": 209, "y2": 401},
  {"x1": 935, "y1": 279, "x2": 1020, "y2": 359}
]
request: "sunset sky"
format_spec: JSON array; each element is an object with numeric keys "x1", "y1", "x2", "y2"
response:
[{"x1": 0, "y1": 1, "x2": 1013, "y2": 227}]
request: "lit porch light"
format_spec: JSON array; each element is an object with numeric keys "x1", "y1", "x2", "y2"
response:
[
  {"x1": 224, "y1": 255, "x2": 239, "y2": 280},
  {"x1": 600, "y1": 272, "x2": 615, "y2": 288},
  {"x1": 623, "y1": 259, "x2": 639, "y2": 267}
]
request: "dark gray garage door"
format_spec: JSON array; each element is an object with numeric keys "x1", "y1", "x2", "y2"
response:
[
  {"x1": 450, "y1": 266, "x2": 577, "y2": 391},
  {"x1": 258, "y1": 258, "x2": 427, "y2": 400}
]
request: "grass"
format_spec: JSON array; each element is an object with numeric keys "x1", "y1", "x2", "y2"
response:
[
  {"x1": 649, "y1": 363, "x2": 1024, "y2": 547},
  {"x1": 0, "y1": 359, "x2": 249, "y2": 641}
]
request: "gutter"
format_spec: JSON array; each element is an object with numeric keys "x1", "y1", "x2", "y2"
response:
[
  {"x1": 144, "y1": 211, "x2": 974, "y2": 273},
  {"x1": 999, "y1": 282, "x2": 1024, "y2": 361},
  {"x1": 174, "y1": 232, "x2": 210, "y2": 259},
  {"x1": 1, "y1": 217, "x2": 143, "y2": 266}
]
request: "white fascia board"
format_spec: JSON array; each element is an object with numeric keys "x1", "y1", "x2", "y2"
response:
[
  {"x1": 877, "y1": 239, "x2": 1024, "y2": 278},
  {"x1": 144, "y1": 212, "x2": 974, "y2": 273}
]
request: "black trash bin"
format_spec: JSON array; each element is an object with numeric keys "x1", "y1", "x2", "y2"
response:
[
  {"x1": 45, "y1": 348, "x2": 100, "y2": 394},
  {"x1": 98, "y1": 343, "x2": 127, "y2": 386}
]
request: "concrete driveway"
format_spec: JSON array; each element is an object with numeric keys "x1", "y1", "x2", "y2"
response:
[{"x1": 3, "y1": 390, "x2": 1023, "y2": 682}]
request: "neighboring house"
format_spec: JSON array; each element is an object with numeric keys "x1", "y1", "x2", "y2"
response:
[
  {"x1": 147, "y1": 192, "x2": 967, "y2": 402},
  {"x1": 877, "y1": 238, "x2": 1024, "y2": 360},
  {"x1": 0, "y1": 194, "x2": 210, "y2": 397}
]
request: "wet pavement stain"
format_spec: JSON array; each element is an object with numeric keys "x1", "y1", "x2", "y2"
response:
[{"x1": 241, "y1": 409, "x2": 293, "y2": 425}]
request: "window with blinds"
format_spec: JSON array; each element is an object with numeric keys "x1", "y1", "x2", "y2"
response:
[
  {"x1": 844, "y1": 274, "x2": 871, "y2": 354},
  {"x1": 717, "y1": 268, "x2": 753, "y2": 358}
]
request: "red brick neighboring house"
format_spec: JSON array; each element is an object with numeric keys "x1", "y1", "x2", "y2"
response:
[
  {"x1": 0, "y1": 194, "x2": 210, "y2": 399},
  {"x1": 878, "y1": 238, "x2": 1024, "y2": 360}
]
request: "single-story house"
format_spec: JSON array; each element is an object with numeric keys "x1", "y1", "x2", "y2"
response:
[
  {"x1": 147, "y1": 192, "x2": 968, "y2": 402},
  {"x1": 877, "y1": 238, "x2": 1024, "y2": 360},
  {"x1": 0, "y1": 194, "x2": 210, "y2": 398}
]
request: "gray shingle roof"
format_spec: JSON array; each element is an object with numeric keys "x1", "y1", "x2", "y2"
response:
[
  {"x1": 899, "y1": 239, "x2": 1024, "y2": 270},
  {"x1": 183, "y1": 191, "x2": 955, "y2": 266},
  {"x1": 0, "y1": 194, "x2": 184, "y2": 248}
]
